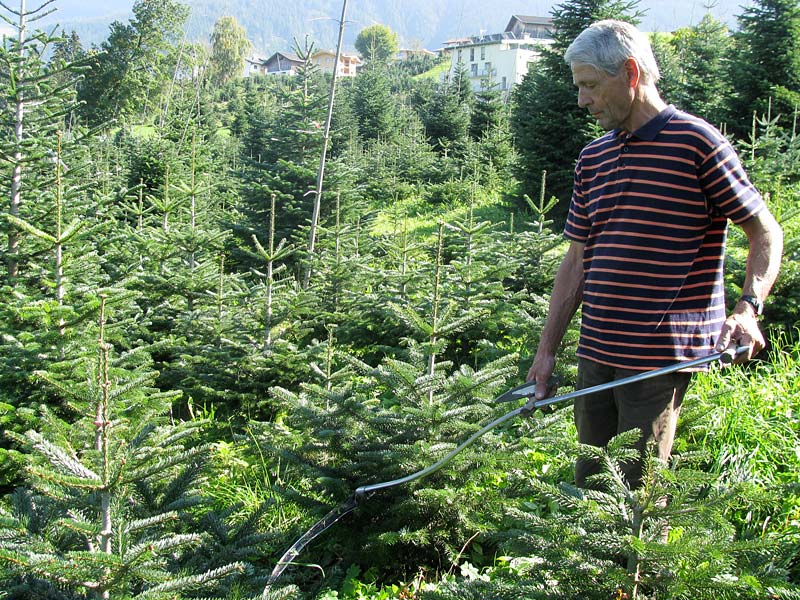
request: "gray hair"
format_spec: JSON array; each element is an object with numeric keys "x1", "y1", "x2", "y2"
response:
[{"x1": 564, "y1": 20, "x2": 660, "y2": 84}]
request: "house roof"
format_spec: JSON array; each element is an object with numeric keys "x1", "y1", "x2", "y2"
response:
[
  {"x1": 264, "y1": 51, "x2": 303, "y2": 65},
  {"x1": 505, "y1": 15, "x2": 553, "y2": 30},
  {"x1": 399, "y1": 47, "x2": 437, "y2": 56},
  {"x1": 443, "y1": 37, "x2": 473, "y2": 47},
  {"x1": 448, "y1": 31, "x2": 541, "y2": 49},
  {"x1": 312, "y1": 49, "x2": 362, "y2": 61}
]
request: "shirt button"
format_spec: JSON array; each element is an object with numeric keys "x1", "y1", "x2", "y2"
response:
[{"x1": 623, "y1": 146, "x2": 630, "y2": 153}]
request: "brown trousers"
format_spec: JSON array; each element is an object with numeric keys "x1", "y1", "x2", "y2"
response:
[{"x1": 573, "y1": 358, "x2": 692, "y2": 489}]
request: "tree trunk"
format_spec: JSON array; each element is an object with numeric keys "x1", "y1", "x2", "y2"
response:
[{"x1": 7, "y1": 0, "x2": 27, "y2": 280}]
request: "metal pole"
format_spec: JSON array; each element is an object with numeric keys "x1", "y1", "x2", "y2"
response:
[
  {"x1": 523, "y1": 345, "x2": 746, "y2": 411},
  {"x1": 355, "y1": 346, "x2": 747, "y2": 496},
  {"x1": 304, "y1": 0, "x2": 349, "y2": 288}
]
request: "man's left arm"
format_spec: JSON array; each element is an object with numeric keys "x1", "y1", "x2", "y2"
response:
[{"x1": 715, "y1": 209, "x2": 784, "y2": 361}]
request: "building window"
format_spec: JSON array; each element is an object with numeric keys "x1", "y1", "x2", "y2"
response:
[
  {"x1": 471, "y1": 63, "x2": 478, "y2": 77},
  {"x1": 480, "y1": 46, "x2": 485, "y2": 60},
  {"x1": 458, "y1": 48, "x2": 462, "y2": 61},
  {"x1": 470, "y1": 47, "x2": 475, "y2": 61},
  {"x1": 484, "y1": 61, "x2": 492, "y2": 76},
  {"x1": 501, "y1": 76, "x2": 507, "y2": 90}
]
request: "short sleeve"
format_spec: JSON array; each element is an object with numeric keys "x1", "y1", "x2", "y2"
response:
[
  {"x1": 564, "y1": 160, "x2": 591, "y2": 242},
  {"x1": 698, "y1": 139, "x2": 765, "y2": 224}
]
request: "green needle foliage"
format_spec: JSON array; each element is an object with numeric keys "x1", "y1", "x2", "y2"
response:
[
  {"x1": 510, "y1": 0, "x2": 644, "y2": 216},
  {"x1": 1, "y1": 0, "x2": 800, "y2": 597},
  {"x1": 466, "y1": 430, "x2": 796, "y2": 600},
  {"x1": 728, "y1": 0, "x2": 800, "y2": 135},
  {"x1": 0, "y1": 296, "x2": 247, "y2": 597},
  {"x1": 257, "y1": 346, "x2": 522, "y2": 589}
]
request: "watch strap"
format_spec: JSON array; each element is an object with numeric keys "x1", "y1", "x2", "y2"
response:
[{"x1": 739, "y1": 294, "x2": 763, "y2": 316}]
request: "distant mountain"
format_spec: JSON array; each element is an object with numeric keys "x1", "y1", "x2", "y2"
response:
[{"x1": 38, "y1": 0, "x2": 753, "y2": 56}]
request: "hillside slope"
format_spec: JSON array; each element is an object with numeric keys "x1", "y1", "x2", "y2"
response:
[{"x1": 40, "y1": 0, "x2": 746, "y2": 55}]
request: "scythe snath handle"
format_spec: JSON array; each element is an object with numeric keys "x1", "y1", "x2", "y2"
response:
[
  {"x1": 521, "y1": 344, "x2": 750, "y2": 413},
  {"x1": 264, "y1": 345, "x2": 749, "y2": 593}
]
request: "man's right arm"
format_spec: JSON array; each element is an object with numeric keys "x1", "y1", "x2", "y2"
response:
[{"x1": 526, "y1": 239, "x2": 586, "y2": 399}]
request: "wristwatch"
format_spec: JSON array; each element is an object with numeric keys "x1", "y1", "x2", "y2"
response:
[{"x1": 738, "y1": 294, "x2": 764, "y2": 316}]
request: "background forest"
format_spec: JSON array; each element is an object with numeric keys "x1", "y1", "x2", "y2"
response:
[{"x1": 1, "y1": 0, "x2": 800, "y2": 598}]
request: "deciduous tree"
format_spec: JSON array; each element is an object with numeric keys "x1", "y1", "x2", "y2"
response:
[
  {"x1": 354, "y1": 23, "x2": 398, "y2": 64},
  {"x1": 209, "y1": 15, "x2": 252, "y2": 87},
  {"x1": 77, "y1": 0, "x2": 189, "y2": 127}
]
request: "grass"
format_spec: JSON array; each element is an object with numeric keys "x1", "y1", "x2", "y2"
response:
[
  {"x1": 681, "y1": 333, "x2": 800, "y2": 486},
  {"x1": 369, "y1": 187, "x2": 524, "y2": 241},
  {"x1": 413, "y1": 60, "x2": 452, "y2": 82}
]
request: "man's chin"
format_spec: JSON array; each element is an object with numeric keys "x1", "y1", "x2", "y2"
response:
[{"x1": 595, "y1": 118, "x2": 616, "y2": 131}]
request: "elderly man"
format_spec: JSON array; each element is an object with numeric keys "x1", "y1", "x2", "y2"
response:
[{"x1": 526, "y1": 20, "x2": 783, "y2": 488}]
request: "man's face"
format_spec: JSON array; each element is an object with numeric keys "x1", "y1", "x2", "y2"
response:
[{"x1": 571, "y1": 62, "x2": 634, "y2": 131}]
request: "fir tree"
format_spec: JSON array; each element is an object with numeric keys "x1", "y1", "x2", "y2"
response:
[
  {"x1": 47, "y1": 30, "x2": 85, "y2": 131},
  {"x1": 469, "y1": 83, "x2": 504, "y2": 140},
  {"x1": 119, "y1": 128, "x2": 267, "y2": 419},
  {"x1": 422, "y1": 76, "x2": 471, "y2": 155},
  {"x1": 0, "y1": 296, "x2": 247, "y2": 597},
  {"x1": 260, "y1": 347, "x2": 522, "y2": 589},
  {"x1": 234, "y1": 38, "x2": 328, "y2": 259},
  {"x1": 0, "y1": 0, "x2": 88, "y2": 281},
  {"x1": 380, "y1": 218, "x2": 427, "y2": 301},
  {"x1": 736, "y1": 104, "x2": 800, "y2": 192},
  {"x1": 728, "y1": 0, "x2": 800, "y2": 135},
  {"x1": 250, "y1": 193, "x2": 295, "y2": 352},
  {"x1": 0, "y1": 14, "x2": 104, "y2": 482},
  {"x1": 648, "y1": 31, "x2": 681, "y2": 106},
  {"x1": 443, "y1": 197, "x2": 554, "y2": 368},
  {"x1": 488, "y1": 431, "x2": 799, "y2": 600},
  {"x1": 353, "y1": 63, "x2": 399, "y2": 143},
  {"x1": 327, "y1": 76, "x2": 360, "y2": 156},
  {"x1": 671, "y1": 14, "x2": 733, "y2": 127},
  {"x1": 303, "y1": 190, "x2": 378, "y2": 325},
  {"x1": 510, "y1": 0, "x2": 643, "y2": 220},
  {"x1": 388, "y1": 223, "x2": 492, "y2": 400},
  {"x1": 237, "y1": 79, "x2": 280, "y2": 164}
]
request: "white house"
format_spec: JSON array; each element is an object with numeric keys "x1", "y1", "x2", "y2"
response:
[
  {"x1": 445, "y1": 15, "x2": 554, "y2": 93},
  {"x1": 246, "y1": 50, "x2": 362, "y2": 78},
  {"x1": 244, "y1": 56, "x2": 267, "y2": 77}
]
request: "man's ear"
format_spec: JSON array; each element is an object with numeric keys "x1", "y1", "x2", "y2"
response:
[{"x1": 624, "y1": 58, "x2": 641, "y2": 88}]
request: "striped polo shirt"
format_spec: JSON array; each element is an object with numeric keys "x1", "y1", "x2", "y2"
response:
[{"x1": 564, "y1": 105, "x2": 765, "y2": 370}]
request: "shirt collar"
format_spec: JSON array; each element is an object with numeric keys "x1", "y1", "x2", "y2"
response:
[{"x1": 615, "y1": 105, "x2": 677, "y2": 142}]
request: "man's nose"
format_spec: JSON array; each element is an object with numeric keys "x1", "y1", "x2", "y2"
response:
[{"x1": 577, "y1": 89, "x2": 590, "y2": 108}]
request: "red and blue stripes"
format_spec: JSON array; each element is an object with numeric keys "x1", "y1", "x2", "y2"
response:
[{"x1": 564, "y1": 106, "x2": 764, "y2": 370}]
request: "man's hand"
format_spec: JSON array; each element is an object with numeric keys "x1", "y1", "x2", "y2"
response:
[
  {"x1": 526, "y1": 353, "x2": 558, "y2": 400},
  {"x1": 715, "y1": 304, "x2": 765, "y2": 363}
]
